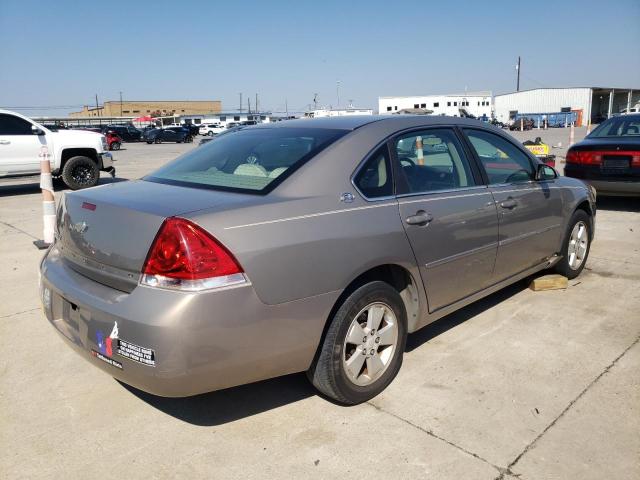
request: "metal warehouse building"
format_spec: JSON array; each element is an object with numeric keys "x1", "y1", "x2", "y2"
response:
[
  {"x1": 379, "y1": 92, "x2": 493, "y2": 118},
  {"x1": 494, "y1": 87, "x2": 639, "y2": 126}
]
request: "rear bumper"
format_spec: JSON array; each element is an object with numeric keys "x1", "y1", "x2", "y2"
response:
[
  {"x1": 564, "y1": 164, "x2": 640, "y2": 196},
  {"x1": 40, "y1": 245, "x2": 337, "y2": 397}
]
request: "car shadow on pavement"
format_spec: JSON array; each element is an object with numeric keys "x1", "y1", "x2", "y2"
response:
[
  {"x1": 119, "y1": 372, "x2": 315, "y2": 426},
  {"x1": 123, "y1": 279, "x2": 531, "y2": 425},
  {"x1": 406, "y1": 278, "x2": 528, "y2": 352},
  {"x1": 596, "y1": 196, "x2": 640, "y2": 212}
]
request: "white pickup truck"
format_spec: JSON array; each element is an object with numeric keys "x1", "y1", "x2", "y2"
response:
[{"x1": 0, "y1": 109, "x2": 115, "y2": 190}]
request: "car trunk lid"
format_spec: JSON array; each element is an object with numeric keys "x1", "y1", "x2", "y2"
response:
[{"x1": 57, "y1": 180, "x2": 254, "y2": 292}]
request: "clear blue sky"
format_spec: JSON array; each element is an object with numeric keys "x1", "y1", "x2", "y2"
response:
[{"x1": 1, "y1": 0, "x2": 638, "y2": 116}]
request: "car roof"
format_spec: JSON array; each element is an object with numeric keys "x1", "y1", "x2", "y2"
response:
[{"x1": 254, "y1": 115, "x2": 496, "y2": 131}]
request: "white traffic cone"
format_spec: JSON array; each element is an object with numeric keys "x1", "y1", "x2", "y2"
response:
[
  {"x1": 34, "y1": 145, "x2": 56, "y2": 250},
  {"x1": 569, "y1": 123, "x2": 575, "y2": 147}
]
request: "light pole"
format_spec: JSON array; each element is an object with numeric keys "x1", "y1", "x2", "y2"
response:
[
  {"x1": 336, "y1": 80, "x2": 341, "y2": 109},
  {"x1": 119, "y1": 91, "x2": 123, "y2": 116}
]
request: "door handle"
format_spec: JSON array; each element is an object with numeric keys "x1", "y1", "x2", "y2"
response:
[
  {"x1": 0, "y1": 140, "x2": 10, "y2": 145},
  {"x1": 500, "y1": 198, "x2": 517, "y2": 209},
  {"x1": 405, "y1": 211, "x2": 434, "y2": 226}
]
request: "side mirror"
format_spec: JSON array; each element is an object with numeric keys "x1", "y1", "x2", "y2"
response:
[
  {"x1": 536, "y1": 163, "x2": 558, "y2": 181},
  {"x1": 31, "y1": 125, "x2": 45, "y2": 135}
]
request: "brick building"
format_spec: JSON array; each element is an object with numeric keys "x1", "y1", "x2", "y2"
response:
[{"x1": 70, "y1": 100, "x2": 221, "y2": 118}]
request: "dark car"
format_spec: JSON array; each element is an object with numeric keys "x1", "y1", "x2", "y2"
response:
[
  {"x1": 184, "y1": 123, "x2": 200, "y2": 136},
  {"x1": 143, "y1": 127, "x2": 193, "y2": 144},
  {"x1": 509, "y1": 118, "x2": 534, "y2": 131},
  {"x1": 103, "y1": 125, "x2": 143, "y2": 142},
  {"x1": 565, "y1": 114, "x2": 640, "y2": 196}
]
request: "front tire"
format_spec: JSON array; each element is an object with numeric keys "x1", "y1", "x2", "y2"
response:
[
  {"x1": 61, "y1": 156, "x2": 99, "y2": 190},
  {"x1": 307, "y1": 281, "x2": 407, "y2": 405},
  {"x1": 554, "y1": 210, "x2": 592, "y2": 279},
  {"x1": 208, "y1": 131, "x2": 214, "y2": 136}
]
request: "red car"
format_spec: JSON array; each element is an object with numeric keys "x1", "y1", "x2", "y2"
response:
[
  {"x1": 104, "y1": 130, "x2": 122, "y2": 151},
  {"x1": 79, "y1": 128, "x2": 122, "y2": 151}
]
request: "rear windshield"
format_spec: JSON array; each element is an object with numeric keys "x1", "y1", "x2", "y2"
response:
[
  {"x1": 146, "y1": 127, "x2": 347, "y2": 193},
  {"x1": 589, "y1": 116, "x2": 640, "y2": 138}
]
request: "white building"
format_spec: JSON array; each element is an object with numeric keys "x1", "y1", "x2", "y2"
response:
[
  {"x1": 179, "y1": 112, "x2": 273, "y2": 126},
  {"x1": 304, "y1": 108, "x2": 373, "y2": 118},
  {"x1": 378, "y1": 92, "x2": 492, "y2": 118},
  {"x1": 494, "y1": 87, "x2": 639, "y2": 126}
]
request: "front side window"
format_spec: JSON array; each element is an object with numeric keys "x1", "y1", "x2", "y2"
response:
[
  {"x1": 394, "y1": 129, "x2": 476, "y2": 194},
  {"x1": 354, "y1": 145, "x2": 393, "y2": 199},
  {"x1": 147, "y1": 128, "x2": 346, "y2": 193},
  {"x1": 464, "y1": 129, "x2": 534, "y2": 184},
  {"x1": 0, "y1": 114, "x2": 34, "y2": 135}
]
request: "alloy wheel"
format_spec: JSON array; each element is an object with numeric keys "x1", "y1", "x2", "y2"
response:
[
  {"x1": 342, "y1": 302, "x2": 398, "y2": 386},
  {"x1": 567, "y1": 221, "x2": 589, "y2": 270}
]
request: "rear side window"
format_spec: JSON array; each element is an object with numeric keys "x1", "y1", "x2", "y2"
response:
[
  {"x1": 0, "y1": 114, "x2": 33, "y2": 135},
  {"x1": 147, "y1": 127, "x2": 346, "y2": 193},
  {"x1": 354, "y1": 145, "x2": 393, "y2": 199}
]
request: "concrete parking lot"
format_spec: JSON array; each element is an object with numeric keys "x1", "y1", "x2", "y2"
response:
[{"x1": 1, "y1": 128, "x2": 639, "y2": 479}]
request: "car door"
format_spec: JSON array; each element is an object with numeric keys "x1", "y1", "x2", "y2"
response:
[
  {"x1": 0, "y1": 113, "x2": 44, "y2": 175},
  {"x1": 126, "y1": 126, "x2": 140, "y2": 141},
  {"x1": 462, "y1": 128, "x2": 564, "y2": 280},
  {"x1": 162, "y1": 129, "x2": 176, "y2": 142},
  {"x1": 393, "y1": 127, "x2": 499, "y2": 312}
]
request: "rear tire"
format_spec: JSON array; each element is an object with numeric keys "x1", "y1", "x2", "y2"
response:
[
  {"x1": 208, "y1": 131, "x2": 214, "y2": 136},
  {"x1": 110, "y1": 142, "x2": 121, "y2": 151},
  {"x1": 554, "y1": 210, "x2": 592, "y2": 279},
  {"x1": 307, "y1": 281, "x2": 407, "y2": 405},
  {"x1": 61, "y1": 156, "x2": 99, "y2": 190}
]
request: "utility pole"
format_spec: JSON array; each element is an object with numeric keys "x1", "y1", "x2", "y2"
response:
[
  {"x1": 239, "y1": 93, "x2": 243, "y2": 113},
  {"x1": 95, "y1": 94, "x2": 100, "y2": 121},
  {"x1": 336, "y1": 80, "x2": 341, "y2": 108},
  {"x1": 255, "y1": 93, "x2": 258, "y2": 113},
  {"x1": 285, "y1": 98, "x2": 288, "y2": 117},
  {"x1": 248, "y1": 98, "x2": 251, "y2": 114},
  {"x1": 119, "y1": 91, "x2": 123, "y2": 116},
  {"x1": 516, "y1": 56, "x2": 521, "y2": 92}
]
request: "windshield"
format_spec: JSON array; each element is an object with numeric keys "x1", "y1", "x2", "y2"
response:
[
  {"x1": 146, "y1": 127, "x2": 347, "y2": 193},
  {"x1": 588, "y1": 116, "x2": 640, "y2": 138}
]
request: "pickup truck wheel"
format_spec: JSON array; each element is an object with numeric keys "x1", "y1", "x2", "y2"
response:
[
  {"x1": 307, "y1": 281, "x2": 407, "y2": 405},
  {"x1": 61, "y1": 156, "x2": 99, "y2": 190}
]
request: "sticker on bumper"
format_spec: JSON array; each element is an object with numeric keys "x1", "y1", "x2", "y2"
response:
[
  {"x1": 92, "y1": 350, "x2": 123, "y2": 369},
  {"x1": 117, "y1": 339, "x2": 155, "y2": 367}
]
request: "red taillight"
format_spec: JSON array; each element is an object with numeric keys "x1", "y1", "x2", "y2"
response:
[
  {"x1": 567, "y1": 149, "x2": 640, "y2": 166},
  {"x1": 141, "y1": 218, "x2": 244, "y2": 290},
  {"x1": 566, "y1": 150, "x2": 602, "y2": 165}
]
